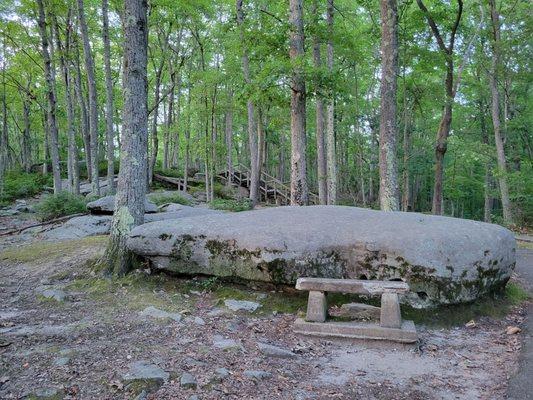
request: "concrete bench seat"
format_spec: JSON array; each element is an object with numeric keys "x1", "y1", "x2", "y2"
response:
[{"x1": 294, "y1": 277, "x2": 418, "y2": 343}]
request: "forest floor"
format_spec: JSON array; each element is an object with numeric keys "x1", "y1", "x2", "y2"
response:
[{"x1": 0, "y1": 208, "x2": 531, "y2": 400}]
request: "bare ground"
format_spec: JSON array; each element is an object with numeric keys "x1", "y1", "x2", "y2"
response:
[{"x1": 0, "y1": 230, "x2": 528, "y2": 400}]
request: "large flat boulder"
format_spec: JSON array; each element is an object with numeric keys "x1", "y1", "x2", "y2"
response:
[
  {"x1": 126, "y1": 206, "x2": 516, "y2": 308},
  {"x1": 86, "y1": 195, "x2": 158, "y2": 215}
]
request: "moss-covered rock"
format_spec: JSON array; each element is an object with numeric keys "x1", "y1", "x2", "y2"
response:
[{"x1": 127, "y1": 206, "x2": 516, "y2": 308}]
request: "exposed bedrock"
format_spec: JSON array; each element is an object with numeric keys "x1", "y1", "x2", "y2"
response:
[{"x1": 126, "y1": 206, "x2": 516, "y2": 308}]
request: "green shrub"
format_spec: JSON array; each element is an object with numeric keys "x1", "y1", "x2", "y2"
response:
[
  {"x1": 154, "y1": 168, "x2": 183, "y2": 179},
  {"x1": 149, "y1": 191, "x2": 191, "y2": 206},
  {"x1": 0, "y1": 171, "x2": 53, "y2": 206},
  {"x1": 35, "y1": 191, "x2": 87, "y2": 221},
  {"x1": 210, "y1": 198, "x2": 252, "y2": 212}
]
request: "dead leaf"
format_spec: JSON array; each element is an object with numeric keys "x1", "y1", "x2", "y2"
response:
[{"x1": 506, "y1": 326, "x2": 521, "y2": 335}]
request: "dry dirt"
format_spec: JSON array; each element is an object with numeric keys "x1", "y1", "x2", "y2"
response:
[{"x1": 0, "y1": 226, "x2": 527, "y2": 399}]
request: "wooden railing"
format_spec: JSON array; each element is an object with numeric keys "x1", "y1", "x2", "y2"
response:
[{"x1": 218, "y1": 164, "x2": 319, "y2": 205}]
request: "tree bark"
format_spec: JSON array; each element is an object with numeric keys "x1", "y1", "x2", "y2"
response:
[
  {"x1": 102, "y1": 0, "x2": 115, "y2": 193},
  {"x1": 236, "y1": 0, "x2": 259, "y2": 206},
  {"x1": 77, "y1": 0, "x2": 99, "y2": 196},
  {"x1": 163, "y1": 72, "x2": 175, "y2": 171},
  {"x1": 378, "y1": 0, "x2": 400, "y2": 211},
  {"x1": 325, "y1": 0, "x2": 336, "y2": 205},
  {"x1": 289, "y1": 0, "x2": 308, "y2": 205},
  {"x1": 21, "y1": 92, "x2": 32, "y2": 173},
  {"x1": 488, "y1": 0, "x2": 512, "y2": 224},
  {"x1": 73, "y1": 38, "x2": 91, "y2": 180},
  {"x1": 225, "y1": 90, "x2": 234, "y2": 185},
  {"x1": 36, "y1": 0, "x2": 62, "y2": 194},
  {"x1": 416, "y1": 0, "x2": 462, "y2": 215},
  {"x1": 53, "y1": 10, "x2": 80, "y2": 194},
  {"x1": 104, "y1": 0, "x2": 148, "y2": 275},
  {"x1": 312, "y1": 0, "x2": 327, "y2": 205}
]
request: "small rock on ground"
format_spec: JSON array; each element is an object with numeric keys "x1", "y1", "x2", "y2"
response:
[
  {"x1": 139, "y1": 306, "x2": 182, "y2": 322},
  {"x1": 180, "y1": 372, "x2": 197, "y2": 389},
  {"x1": 224, "y1": 299, "x2": 261, "y2": 312},
  {"x1": 257, "y1": 342, "x2": 296, "y2": 359},
  {"x1": 243, "y1": 370, "x2": 272, "y2": 380}
]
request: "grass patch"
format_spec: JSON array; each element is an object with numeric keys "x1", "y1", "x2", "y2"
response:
[
  {"x1": 210, "y1": 198, "x2": 252, "y2": 212},
  {"x1": 35, "y1": 191, "x2": 87, "y2": 221},
  {"x1": 148, "y1": 191, "x2": 191, "y2": 206},
  {"x1": 0, "y1": 236, "x2": 107, "y2": 264},
  {"x1": 0, "y1": 171, "x2": 52, "y2": 206}
]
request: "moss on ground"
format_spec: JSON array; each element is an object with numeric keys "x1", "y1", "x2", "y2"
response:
[
  {"x1": 66, "y1": 272, "x2": 194, "y2": 314},
  {"x1": 403, "y1": 281, "x2": 530, "y2": 328},
  {"x1": 0, "y1": 236, "x2": 107, "y2": 264},
  {"x1": 517, "y1": 240, "x2": 533, "y2": 250}
]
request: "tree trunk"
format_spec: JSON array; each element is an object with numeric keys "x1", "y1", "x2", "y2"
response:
[
  {"x1": 312, "y1": 0, "x2": 327, "y2": 205},
  {"x1": 378, "y1": 0, "x2": 400, "y2": 211},
  {"x1": 102, "y1": 0, "x2": 115, "y2": 193},
  {"x1": 488, "y1": 0, "x2": 512, "y2": 225},
  {"x1": 289, "y1": 0, "x2": 308, "y2": 205},
  {"x1": 104, "y1": 0, "x2": 148, "y2": 275},
  {"x1": 480, "y1": 100, "x2": 492, "y2": 222},
  {"x1": 225, "y1": 90, "x2": 234, "y2": 186},
  {"x1": 53, "y1": 11, "x2": 80, "y2": 194},
  {"x1": 236, "y1": 0, "x2": 259, "y2": 206},
  {"x1": 37, "y1": 0, "x2": 62, "y2": 194},
  {"x1": 416, "y1": 0, "x2": 463, "y2": 215},
  {"x1": 401, "y1": 107, "x2": 411, "y2": 212},
  {"x1": 73, "y1": 40, "x2": 91, "y2": 180},
  {"x1": 148, "y1": 65, "x2": 163, "y2": 185},
  {"x1": 432, "y1": 67, "x2": 453, "y2": 215},
  {"x1": 77, "y1": 0, "x2": 99, "y2": 196},
  {"x1": 163, "y1": 73, "x2": 175, "y2": 171},
  {"x1": 21, "y1": 96, "x2": 32, "y2": 173},
  {"x1": 325, "y1": 0, "x2": 336, "y2": 205}
]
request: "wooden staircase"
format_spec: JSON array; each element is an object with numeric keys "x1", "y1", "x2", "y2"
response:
[{"x1": 218, "y1": 164, "x2": 319, "y2": 205}]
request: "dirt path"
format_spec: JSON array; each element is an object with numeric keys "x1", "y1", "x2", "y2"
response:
[
  {"x1": 507, "y1": 245, "x2": 533, "y2": 400},
  {"x1": 0, "y1": 235, "x2": 526, "y2": 399}
]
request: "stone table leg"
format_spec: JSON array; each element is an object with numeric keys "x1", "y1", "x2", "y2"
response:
[
  {"x1": 380, "y1": 293, "x2": 402, "y2": 328},
  {"x1": 306, "y1": 291, "x2": 327, "y2": 322}
]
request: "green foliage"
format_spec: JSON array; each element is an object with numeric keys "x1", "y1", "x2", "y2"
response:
[
  {"x1": 35, "y1": 191, "x2": 87, "y2": 221},
  {"x1": 149, "y1": 191, "x2": 191, "y2": 206},
  {"x1": 210, "y1": 198, "x2": 252, "y2": 212},
  {"x1": 0, "y1": 171, "x2": 52, "y2": 206}
]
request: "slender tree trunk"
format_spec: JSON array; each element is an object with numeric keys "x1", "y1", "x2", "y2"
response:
[
  {"x1": 104, "y1": 0, "x2": 148, "y2": 275},
  {"x1": 54, "y1": 11, "x2": 80, "y2": 194},
  {"x1": 289, "y1": 0, "x2": 308, "y2": 205},
  {"x1": 148, "y1": 65, "x2": 163, "y2": 185},
  {"x1": 479, "y1": 100, "x2": 492, "y2": 222},
  {"x1": 37, "y1": 0, "x2": 62, "y2": 194},
  {"x1": 163, "y1": 73, "x2": 175, "y2": 171},
  {"x1": 0, "y1": 37, "x2": 6, "y2": 194},
  {"x1": 416, "y1": 0, "x2": 463, "y2": 215},
  {"x1": 325, "y1": 0, "x2": 336, "y2": 205},
  {"x1": 432, "y1": 68, "x2": 453, "y2": 215},
  {"x1": 378, "y1": 0, "x2": 400, "y2": 211},
  {"x1": 102, "y1": 0, "x2": 115, "y2": 193},
  {"x1": 488, "y1": 0, "x2": 512, "y2": 224},
  {"x1": 312, "y1": 0, "x2": 327, "y2": 205},
  {"x1": 225, "y1": 90, "x2": 234, "y2": 185},
  {"x1": 257, "y1": 107, "x2": 265, "y2": 202},
  {"x1": 401, "y1": 107, "x2": 411, "y2": 212},
  {"x1": 77, "y1": 0, "x2": 99, "y2": 195},
  {"x1": 183, "y1": 75, "x2": 191, "y2": 191},
  {"x1": 21, "y1": 96, "x2": 32, "y2": 173},
  {"x1": 236, "y1": 0, "x2": 259, "y2": 206},
  {"x1": 73, "y1": 41, "x2": 91, "y2": 180}
]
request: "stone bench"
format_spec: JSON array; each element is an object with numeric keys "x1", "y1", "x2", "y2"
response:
[{"x1": 294, "y1": 277, "x2": 417, "y2": 343}]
